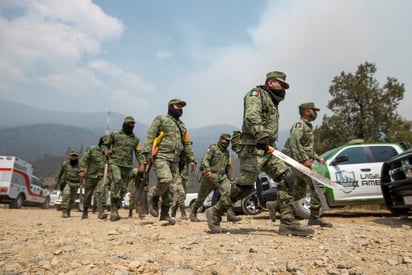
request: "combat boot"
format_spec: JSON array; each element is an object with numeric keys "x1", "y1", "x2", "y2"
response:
[
  {"x1": 81, "y1": 207, "x2": 88, "y2": 219},
  {"x1": 171, "y1": 204, "x2": 178, "y2": 217},
  {"x1": 190, "y1": 204, "x2": 200, "y2": 222},
  {"x1": 62, "y1": 209, "x2": 69, "y2": 218},
  {"x1": 148, "y1": 194, "x2": 159, "y2": 217},
  {"x1": 206, "y1": 206, "x2": 225, "y2": 233},
  {"x1": 97, "y1": 197, "x2": 107, "y2": 220},
  {"x1": 226, "y1": 208, "x2": 241, "y2": 222},
  {"x1": 128, "y1": 209, "x2": 133, "y2": 219},
  {"x1": 110, "y1": 200, "x2": 121, "y2": 221},
  {"x1": 266, "y1": 201, "x2": 278, "y2": 222},
  {"x1": 180, "y1": 206, "x2": 188, "y2": 220},
  {"x1": 308, "y1": 212, "x2": 333, "y2": 227},
  {"x1": 278, "y1": 219, "x2": 314, "y2": 236},
  {"x1": 159, "y1": 205, "x2": 176, "y2": 225},
  {"x1": 67, "y1": 208, "x2": 71, "y2": 217}
]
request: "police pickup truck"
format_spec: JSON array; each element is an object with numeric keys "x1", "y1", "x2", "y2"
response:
[{"x1": 0, "y1": 156, "x2": 50, "y2": 209}]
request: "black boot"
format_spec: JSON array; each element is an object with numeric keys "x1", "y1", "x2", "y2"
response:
[
  {"x1": 159, "y1": 205, "x2": 175, "y2": 225},
  {"x1": 189, "y1": 204, "x2": 200, "y2": 222},
  {"x1": 97, "y1": 196, "x2": 107, "y2": 220},
  {"x1": 180, "y1": 206, "x2": 188, "y2": 220},
  {"x1": 110, "y1": 199, "x2": 121, "y2": 221},
  {"x1": 62, "y1": 208, "x2": 69, "y2": 218},
  {"x1": 148, "y1": 194, "x2": 159, "y2": 217},
  {"x1": 308, "y1": 211, "x2": 333, "y2": 227},
  {"x1": 82, "y1": 207, "x2": 88, "y2": 219},
  {"x1": 171, "y1": 203, "x2": 178, "y2": 217},
  {"x1": 278, "y1": 205, "x2": 314, "y2": 236}
]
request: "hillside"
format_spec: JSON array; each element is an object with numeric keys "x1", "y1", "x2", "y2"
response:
[{"x1": 0, "y1": 99, "x2": 289, "y2": 179}]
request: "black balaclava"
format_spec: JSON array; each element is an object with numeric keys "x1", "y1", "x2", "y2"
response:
[
  {"x1": 260, "y1": 85, "x2": 285, "y2": 106},
  {"x1": 122, "y1": 123, "x2": 134, "y2": 135},
  {"x1": 70, "y1": 159, "x2": 78, "y2": 167},
  {"x1": 168, "y1": 104, "x2": 183, "y2": 119},
  {"x1": 98, "y1": 136, "x2": 107, "y2": 147}
]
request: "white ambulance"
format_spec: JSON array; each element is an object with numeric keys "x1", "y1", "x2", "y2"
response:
[{"x1": 0, "y1": 156, "x2": 50, "y2": 209}]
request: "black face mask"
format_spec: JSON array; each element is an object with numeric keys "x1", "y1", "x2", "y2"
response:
[
  {"x1": 122, "y1": 123, "x2": 134, "y2": 135},
  {"x1": 168, "y1": 105, "x2": 183, "y2": 119},
  {"x1": 70, "y1": 159, "x2": 78, "y2": 167},
  {"x1": 267, "y1": 87, "x2": 286, "y2": 105}
]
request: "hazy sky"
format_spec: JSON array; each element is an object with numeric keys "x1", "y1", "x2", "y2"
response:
[{"x1": 1, "y1": 0, "x2": 411, "y2": 131}]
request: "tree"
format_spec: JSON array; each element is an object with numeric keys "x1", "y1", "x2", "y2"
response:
[{"x1": 314, "y1": 62, "x2": 412, "y2": 153}]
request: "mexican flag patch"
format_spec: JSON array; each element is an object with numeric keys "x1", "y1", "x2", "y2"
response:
[{"x1": 249, "y1": 90, "x2": 259, "y2": 97}]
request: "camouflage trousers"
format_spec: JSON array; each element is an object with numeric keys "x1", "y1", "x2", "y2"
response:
[
  {"x1": 293, "y1": 168, "x2": 322, "y2": 213},
  {"x1": 193, "y1": 176, "x2": 231, "y2": 211},
  {"x1": 173, "y1": 165, "x2": 188, "y2": 208},
  {"x1": 237, "y1": 144, "x2": 296, "y2": 220},
  {"x1": 94, "y1": 178, "x2": 109, "y2": 207},
  {"x1": 61, "y1": 182, "x2": 80, "y2": 210},
  {"x1": 108, "y1": 165, "x2": 132, "y2": 201},
  {"x1": 83, "y1": 177, "x2": 101, "y2": 209},
  {"x1": 152, "y1": 158, "x2": 179, "y2": 207}
]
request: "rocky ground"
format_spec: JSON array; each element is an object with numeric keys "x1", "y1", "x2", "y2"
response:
[{"x1": 0, "y1": 205, "x2": 412, "y2": 275}]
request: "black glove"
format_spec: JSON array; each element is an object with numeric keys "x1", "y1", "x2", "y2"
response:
[{"x1": 256, "y1": 136, "x2": 270, "y2": 151}]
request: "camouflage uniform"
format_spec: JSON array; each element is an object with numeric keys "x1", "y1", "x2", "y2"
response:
[
  {"x1": 79, "y1": 137, "x2": 106, "y2": 219},
  {"x1": 143, "y1": 98, "x2": 196, "y2": 225},
  {"x1": 55, "y1": 150, "x2": 81, "y2": 218},
  {"x1": 288, "y1": 102, "x2": 332, "y2": 227},
  {"x1": 206, "y1": 71, "x2": 314, "y2": 236},
  {"x1": 193, "y1": 134, "x2": 240, "y2": 223},
  {"x1": 102, "y1": 116, "x2": 145, "y2": 221},
  {"x1": 171, "y1": 162, "x2": 189, "y2": 219}
]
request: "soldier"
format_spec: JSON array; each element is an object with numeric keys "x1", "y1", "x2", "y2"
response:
[
  {"x1": 206, "y1": 71, "x2": 314, "y2": 236},
  {"x1": 55, "y1": 150, "x2": 81, "y2": 218},
  {"x1": 102, "y1": 116, "x2": 145, "y2": 221},
  {"x1": 78, "y1": 135, "x2": 107, "y2": 219},
  {"x1": 171, "y1": 161, "x2": 189, "y2": 220},
  {"x1": 143, "y1": 98, "x2": 196, "y2": 225},
  {"x1": 288, "y1": 102, "x2": 332, "y2": 227},
  {"x1": 190, "y1": 133, "x2": 240, "y2": 223}
]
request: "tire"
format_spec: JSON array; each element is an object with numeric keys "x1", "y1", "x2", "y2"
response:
[
  {"x1": 292, "y1": 195, "x2": 311, "y2": 219},
  {"x1": 42, "y1": 197, "x2": 50, "y2": 209},
  {"x1": 10, "y1": 194, "x2": 24, "y2": 209},
  {"x1": 241, "y1": 192, "x2": 263, "y2": 215}
]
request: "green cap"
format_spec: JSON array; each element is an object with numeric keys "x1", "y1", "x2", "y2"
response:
[
  {"x1": 70, "y1": 150, "x2": 79, "y2": 156},
  {"x1": 299, "y1": 102, "x2": 320, "y2": 111},
  {"x1": 266, "y1": 71, "x2": 289, "y2": 89},
  {"x1": 123, "y1": 116, "x2": 135, "y2": 123},
  {"x1": 220, "y1": 133, "x2": 231, "y2": 141},
  {"x1": 168, "y1": 98, "x2": 187, "y2": 107}
]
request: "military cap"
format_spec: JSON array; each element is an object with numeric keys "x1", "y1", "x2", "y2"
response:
[
  {"x1": 266, "y1": 71, "x2": 289, "y2": 89},
  {"x1": 123, "y1": 116, "x2": 136, "y2": 123},
  {"x1": 168, "y1": 98, "x2": 187, "y2": 107},
  {"x1": 299, "y1": 102, "x2": 320, "y2": 111},
  {"x1": 70, "y1": 150, "x2": 79, "y2": 156},
  {"x1": 220, "y1": 133, "x2": 232, "y2": 141}
]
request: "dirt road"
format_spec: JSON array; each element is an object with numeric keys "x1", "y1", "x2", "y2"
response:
[{"x1": 0, "y1": 206, "x2": 411, "y2": 274}]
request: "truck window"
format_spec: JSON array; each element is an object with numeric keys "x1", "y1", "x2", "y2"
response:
[
  {"x1": 368, "y1": 146, "x2": 399, "y2": 162},
  {"x1": 336, "y1": 147, "x2": 368, "y2": 164}
]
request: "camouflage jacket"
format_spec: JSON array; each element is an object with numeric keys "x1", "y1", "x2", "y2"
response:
[
  {"x1": 79, "y1": 145, "x2": 105, "y2": 179},
  {"x1": 101, "y1": 129, "x2": 144, "y2": 168},
  {"x1": 55, "y1": 160, "x2": 80, "y2": 184},
  {"x1": 241, "y1": 86, "x2": 279, "y2": 145},
  {"x1": 288, "y1": 118, "x2": 319, "y2": 163},
  {"x1": 143, "y1": 114, "x2": 195, "y2": 163},
  {"x1": 200, "y1": 144, "x2": 234, "y2": 182}
]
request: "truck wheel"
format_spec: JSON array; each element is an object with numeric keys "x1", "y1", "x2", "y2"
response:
[
  {"x1": 292, "y1": 195, "x2": 311, "y2": 219},
  {"x1": 241, "y1": 192, "x2": 263, "y2": 215},
  {"x1": 42, "y1": 197, "x2": 50, "y2": 209},
  {"x1": 10, "y1": 194, "x2": 24, "y2": 209}
]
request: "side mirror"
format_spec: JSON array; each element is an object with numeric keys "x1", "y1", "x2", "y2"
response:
[{"x1": 330, "y1": 155, "x2": 349, "y2": 166}]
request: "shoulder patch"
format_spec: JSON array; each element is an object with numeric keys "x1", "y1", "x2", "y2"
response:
[
  {"x1": 295, "y1": 122, "x2": 303, "y2": 128},
  {"x1": 249, "y1": 90, "x2": 260, "y2": 97}
]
